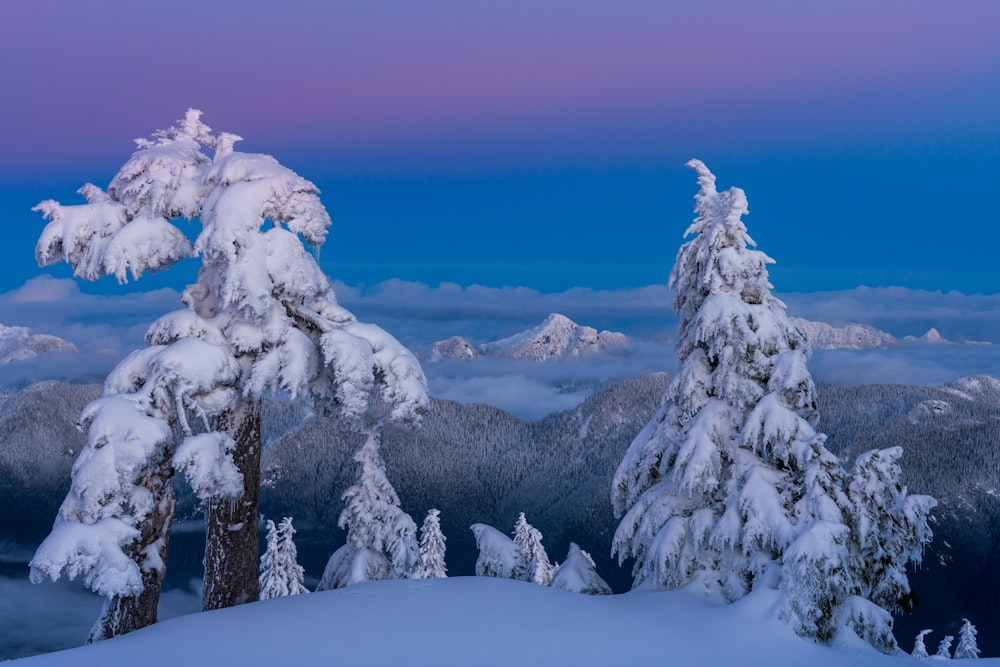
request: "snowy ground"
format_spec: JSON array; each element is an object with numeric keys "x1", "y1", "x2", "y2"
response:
[{"x1": 10, "y1": 577, "x2": 992, "y2": 666}]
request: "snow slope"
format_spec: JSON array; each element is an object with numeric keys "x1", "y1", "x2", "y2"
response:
[{"x1": 12, "y1": 577, "x2": 981, "y2": 666}]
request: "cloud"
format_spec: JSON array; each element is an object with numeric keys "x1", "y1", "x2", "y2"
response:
[
  {"x1": 3, "y1": 276, "x2": 1000, "y2": 418},
  {"x1": 781, "y1": 286, "x2": 1000, "y2": 344},
  {"x1": 0, "y1": 276, "x2": 183, "y2": 388}
]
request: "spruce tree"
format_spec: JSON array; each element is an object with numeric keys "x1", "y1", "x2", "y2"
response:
[
  {"x1": 259, "y1": 517, "x2": 308, "y2": 599},
  {"x1": 512, "y1": 512, "x2": 553, "y2": 586},
  {"x1": 316, "y1": 426, "x2": 420, "y2": 590},
  {"x1": 418, "y1": 509, "x2": 448, "y2": 579},
  {"x1": 955, "y1": 619, "x2": 980, "y2": 660},
  {"x1": 611, "y1": 159, "x2": 934, "y2": 653}
]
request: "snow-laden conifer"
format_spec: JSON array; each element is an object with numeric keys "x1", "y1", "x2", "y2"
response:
[
  {"x1": 31, "y1": 110, "x2": 429, "y2": 634},
  {"x1": 912, "y1": 629, "x2": 932, "y2": 660},
  {"x1": 955, "y1": 619, "x2": 979, "y2": 660},
  {"x1": 937, "y1": 635, "x2": 954, "y2": 659},
  {"x1": 610, "y1": 159, "x2": 934, "y2": 653},
  {"x1": 550, "y1": 543, "x2": 611, "y2": 595},
  {"x1": 30, "y1": 338, "x2": 242, "y2": 641},
  {"x1": 512, "y1": 512, "x2": 553, "y2": 586},
  {"x1": 259, "y1": 517, "x2": 308, "y2": 599},
  {"x1": 470, "y1": 523, "x2": 526, "y2": 580},
  {"x1": 316, "y1": 428, "x2": 420, "y2": 590},
  {"x1": 418, "y1": 509, "x2": 448, "y2": 579}
]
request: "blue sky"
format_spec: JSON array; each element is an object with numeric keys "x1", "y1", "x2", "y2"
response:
[
  {"x1": 1, "y1": 1, "x2": 1000, "y2": 411},
  {"x1": 1, "y1": 1, "x2": 998, "y2": 298}
]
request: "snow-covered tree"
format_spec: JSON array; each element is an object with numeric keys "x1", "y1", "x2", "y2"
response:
[
  {"x1": 610, "y1": 159, "x2": 934, "y2": 653},
  {"x1": 470, "y1": 523, "x2": 526, "y2": 580},
  {"x1": 30, "y1": 339, "x2": 242, "y2": 641},
  {"x1": 512, "y1": 512, "x2": 553, "y2": 586},
  {"x1": 316, "y1": 427, "x2": 420, "y2": 590},
  {"x1": 259, "y1": 517, "x2": 308, "y2": 599},
  {"x1": 937, "y1": 635, "x2": 954, "y2": 659},
  {"x1": 912, "y1": 629, "x2": 932, "y2": 660},
  {"x1": 550, "y1": 543, "x2": 611, "y2": 595},
  {"x1": 31, "y1": 110, "x2": 428, "y2": 636},
  {"x1": 955, "y1": 619, "x2": 980, "y2": 660},
  {"x1": 418, "y1": 509, "x2": 447, "y2": 579}
]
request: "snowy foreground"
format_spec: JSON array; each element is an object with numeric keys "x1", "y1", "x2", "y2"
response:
[{"x1": 12, "y1": 577, "x2": 991, "y2": 666}]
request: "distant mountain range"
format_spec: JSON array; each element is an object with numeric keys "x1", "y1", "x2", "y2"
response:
[
  {"x1": 430, "y1": 313, "x2": 630, "y2": 362},
  {"x1": 790, "y1": 318, "x2": 985, "y2": 350},
  {"x1": 0, "y1": 324, "x2": 77, "y2": 364},
  {"x1": 428, "y1": 314, "x2": 986, "y2": 364}
]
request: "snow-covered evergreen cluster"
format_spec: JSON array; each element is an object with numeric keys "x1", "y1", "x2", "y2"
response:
[
  {"x1": 471, "y1": 514, "x2": 609, "y2": 595},
  {"x1": 29, "y1": 110, "x2": 429, "y2": 639},
  {"x1": 610, "y1": 160, "x2": 935, "y2": 653},
  {"x1": 912, "y1": 620, "x2": 980, "y2": 660},
  {"x1": 259, "y1": 517, "x2": 308, "y2": 599}
]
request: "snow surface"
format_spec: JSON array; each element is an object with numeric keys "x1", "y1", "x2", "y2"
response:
[{"x1": 11, "y1": 576, "x2": 988, "y2": 667}]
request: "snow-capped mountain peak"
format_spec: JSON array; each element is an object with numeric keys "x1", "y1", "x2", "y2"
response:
[
  {"x1": 0, "y1": 324, "x2": 78, "y2": 364},
  {"x1": 431, "y1": 314, "x2": 630, "y2": 362}
]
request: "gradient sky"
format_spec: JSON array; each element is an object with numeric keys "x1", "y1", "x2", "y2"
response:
[{"x1": 1, "y1": 0, "x2": 999, "y2": 296}]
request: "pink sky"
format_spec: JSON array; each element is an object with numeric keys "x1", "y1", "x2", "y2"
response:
[{"x1": 2, "y1": 1, "x2": 998, "y2": 175}]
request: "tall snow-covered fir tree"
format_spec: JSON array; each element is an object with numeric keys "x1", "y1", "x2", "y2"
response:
[
  {"x1": 610, "y1": 159, "x2": 934, "y2": 652},
  {"x1": 418, "y1": 508, "x2": 448, "y2": 579},
  {"x1": 316, "y1": 427, "x2": 421, "y2": 590},
  {"x1": 259, "y1": 517, "x2": 308, "y2": 599},
  {"x1": 955, "y1": 619, "x2": 980, "y2": 660},
  {"x1": 30, "y1": 110, "x2": 428, "y2": 637},
  {"x1": 512, "y1": 512, "x2": 553, "y2": 586}
]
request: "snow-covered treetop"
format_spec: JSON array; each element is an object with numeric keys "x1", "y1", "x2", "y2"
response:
[{"x1": 33, "y1": 109, "x2": 429, "y2": 425}]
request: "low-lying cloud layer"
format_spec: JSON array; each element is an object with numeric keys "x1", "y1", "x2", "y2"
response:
[{"x1": 3, "y1": 276, "x2": 999, "y2": 419}]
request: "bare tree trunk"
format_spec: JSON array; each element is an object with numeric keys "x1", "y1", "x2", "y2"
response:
[
  {"x1": 203, "y1": 398, "x2": 262, "y2": 610},
  {"x1": 89, "y1": 463, "x2": 175, "y2": 642}
]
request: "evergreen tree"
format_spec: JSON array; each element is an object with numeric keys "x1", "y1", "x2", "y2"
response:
[
  {"x1": 512, "y1": 512, "x2": 553, "y2": 586},
  {"x1": 316, "y1": 427, "x2": 420, "y2": 590},
  {"x1": 418, "y1": 509, "x2": 448, "y2": 579},
  {"x1": 955, "y1": 619, "x2": 980, "y2": 660},
  {"x1": 937, "y1": 635, "x2": 954, "y2": 659},
  {"x1": 911, "y1": 629, "x2": 932, "y2": 660},
  {"x1": 610, "y1": 159, "x2": 934, "y2": 653},
  {"x1": 259, "y1": 516, "x2": 308, "y2": 600},
  {"x1": 30, "y1": 110, "x2": 428, "y2": 636}
]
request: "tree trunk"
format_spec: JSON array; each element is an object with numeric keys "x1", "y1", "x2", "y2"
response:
[
  {"x1": 89, "y1": 463, "x2": 175, "y2": 642},
  {"x1": 203, "y1": 398, "x2": 262, "y2": 610}
]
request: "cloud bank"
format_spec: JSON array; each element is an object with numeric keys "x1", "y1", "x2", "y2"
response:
[{"x1": 3, "y1": 277, "x2": 999, "y2": 418}]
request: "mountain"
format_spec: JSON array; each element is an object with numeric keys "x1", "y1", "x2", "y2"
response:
[
  {"x1": 0, "y1": 324, "x2": 77, "y2": 364},
  {"x1": 430, "y1": 336, "x2": 479, "y2": 362},
  {"x1": 432, "y1": 313, "x2": 630, "y2": 362},
  {"x1": 790, "y1": 318, "x2": 897, "y2": 350}
]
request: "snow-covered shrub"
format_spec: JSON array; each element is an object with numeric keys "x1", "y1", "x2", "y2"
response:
[
  {"x1": 550, "y1": 543, "x2": 611, "y2": 595},
  {"x1": 955, "y1": 619, "x2": 979, "y2": 660},
  {"x1": 470, "y1": 523, "x2": 526, "y2": 580}
]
